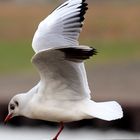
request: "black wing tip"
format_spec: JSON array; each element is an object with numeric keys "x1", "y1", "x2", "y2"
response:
[
  {"x1": 59, "y1": 47, "x2": 97, "y2": 61},
  {"x1": 78, "y1": 0, "x2": 88, "y2": 22},
  {"x1": 62, "y1": 0, "x2": 88, "y2": 30},
  {"x1": 81, "y1": 47, "x2": 97, "y2": 58},
  {"x1": 90, "y1": 47, "x2": 98, "y2": 56}
]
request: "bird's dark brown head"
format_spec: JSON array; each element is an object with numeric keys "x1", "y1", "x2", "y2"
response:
[{"x1": 4, "y1": 95, "x2": 20, "y2": 124}]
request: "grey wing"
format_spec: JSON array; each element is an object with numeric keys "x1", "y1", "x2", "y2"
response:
[{"x1": 32, "y1": 46, "x2": 97, "y2": 100}]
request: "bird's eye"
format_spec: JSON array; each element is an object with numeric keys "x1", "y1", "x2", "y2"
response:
[
  {"x1": 10, "y1": 104, "x2": 15, "y2": 110},
  {"x1": 14, "y1": 101, "x2": 19, "y2": 106}
]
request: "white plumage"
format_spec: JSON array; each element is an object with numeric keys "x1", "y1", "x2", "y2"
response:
[
  {"x1": 32, "y1": 0, "x2": 86, "y2": 52},
  {"x1": 5, "y1": 0, "x2": 123, "y2": 139}
]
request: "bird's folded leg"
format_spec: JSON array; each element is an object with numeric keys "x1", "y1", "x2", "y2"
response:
[{"x1": 52, "y1": 122, "x2": 64, "y2": 140}]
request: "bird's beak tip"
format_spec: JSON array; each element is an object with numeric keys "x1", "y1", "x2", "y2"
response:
[{"x1": 4, "y1": 113, "x2": 13, "y2": 124}]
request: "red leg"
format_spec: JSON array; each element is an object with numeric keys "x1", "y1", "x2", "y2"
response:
[{"x1": 52, "y1": 122, "x2": 64, "y2": 140}]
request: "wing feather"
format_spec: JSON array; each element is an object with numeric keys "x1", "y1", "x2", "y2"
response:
[
  {"x1": 32, "y1": 0, "x2": 88, "y2": 53},
  {"x1": 32, "y1": 46, "x2": 96, "y2": 100},
  {"x1": 31, "y1": 0, "x2": 95, "y2": 101},
  {"x1": 59, "y1": 46, "x2": 97, "y2": 62}
]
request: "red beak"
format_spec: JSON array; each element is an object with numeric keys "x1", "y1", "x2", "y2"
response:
[{"x1": 4, "y1": 113, "x2": 13, "y2": 124}]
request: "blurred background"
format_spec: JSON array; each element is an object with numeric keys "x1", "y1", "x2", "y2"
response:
[{"x1": 0, "y1": 0, "x2": 140, "y2": 139}]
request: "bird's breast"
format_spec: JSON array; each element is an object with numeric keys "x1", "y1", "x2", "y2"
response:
[{"x1": 29, "y1": 99, "x2": 89, "y2": 122}]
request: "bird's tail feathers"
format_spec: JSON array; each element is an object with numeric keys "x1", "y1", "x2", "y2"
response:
[{"x1": 83, "y1": 100, "x2": 123, "y2": 121}]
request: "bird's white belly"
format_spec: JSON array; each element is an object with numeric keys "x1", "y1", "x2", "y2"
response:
[{"x1": 29, "y1": 99, "x2": 90, "y2": 122}]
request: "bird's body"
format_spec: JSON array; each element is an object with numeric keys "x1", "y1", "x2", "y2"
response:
[
  {"x1": 18, "y1": 83, "x2": 90, "y2": 122},
  {"x1": 5, "y1": 0, "x2": 123, "y2": 139},
  {"x1": 27, "y1": 97, "x2": 92, "y2": 122}
]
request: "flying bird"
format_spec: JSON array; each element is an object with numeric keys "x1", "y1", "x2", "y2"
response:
[{"x1": 5, "y1": 0, "x2": 123, "y2": 140}]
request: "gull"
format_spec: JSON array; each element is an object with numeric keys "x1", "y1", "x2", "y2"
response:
[{"x1": 4, "y1": 0, "x2": 123, "y2": 140}]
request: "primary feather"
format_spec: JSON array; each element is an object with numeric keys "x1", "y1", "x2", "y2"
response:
[{"x1": 32, "y1": 0, "x2": 88, "y2": 53}]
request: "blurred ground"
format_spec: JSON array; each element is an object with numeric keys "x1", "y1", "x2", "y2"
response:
[{"x1": 0, "y1": 126, "x2": 140, "y2": 140}]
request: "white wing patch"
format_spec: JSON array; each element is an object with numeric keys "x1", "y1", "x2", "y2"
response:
[{"x1": 32, "y1": 48, "x2": 94, "y2": 100}]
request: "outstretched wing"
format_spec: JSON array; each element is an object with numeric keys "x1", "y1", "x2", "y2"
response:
[
  {"x1": 32, "y1": 0, "x2": 88, "y2": 53},
  {"x1": 32, "y1": 46, "x2": 97, "y2": 100}
]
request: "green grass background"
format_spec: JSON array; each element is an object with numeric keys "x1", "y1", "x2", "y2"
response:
[{"x1": 0, "y1": 40, "x2": 139, "y2": 74}]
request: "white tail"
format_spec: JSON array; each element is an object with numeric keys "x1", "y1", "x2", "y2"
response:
[{"x1": 83, "y1": 100, "x2": 123, "y2": 121}]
